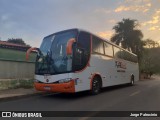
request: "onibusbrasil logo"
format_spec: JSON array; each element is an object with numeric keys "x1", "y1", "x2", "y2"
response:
[{"x1": 1, "y1": 112, "x2": 42, "y2": 118}]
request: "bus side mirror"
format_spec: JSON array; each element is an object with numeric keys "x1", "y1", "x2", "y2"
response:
[
  {"x1": 66, "y1": 38, "x2": 76, "y2": 55},
  {"x1": 26, "y1": 47, "x2": 38, "y2": 61}
]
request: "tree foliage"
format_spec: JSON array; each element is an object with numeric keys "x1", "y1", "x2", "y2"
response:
[
  {"x1": 140, "y1": 47, "x2": 160, "y2": 74},
  {"x1": 111, "y1": 18, "x2": 144, "y2": 59},
  {"x1": 111, "y1": 18, "x2": 160, "y2": 75},
  {"x1": 143, "y1": 39, "x2": 159, "y2": 48},
  {"x1": 7, "y1": 38, "x2": 29, "y2": 46}
]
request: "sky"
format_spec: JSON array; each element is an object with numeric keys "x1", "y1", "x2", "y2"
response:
[{"x1": 0, "y1": 0, "x2": 160, "y2": 47}]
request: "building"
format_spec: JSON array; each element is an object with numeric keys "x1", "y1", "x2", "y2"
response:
[{"x1": 0, "y1": 41, "x2": 30, "y2": 51}]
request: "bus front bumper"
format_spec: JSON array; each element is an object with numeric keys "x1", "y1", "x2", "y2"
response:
[{"x1": 34, "y1": 80, "x2": 75, "y2": 93}]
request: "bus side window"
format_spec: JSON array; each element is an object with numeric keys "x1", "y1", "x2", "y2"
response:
[
  {"x1": 92, "y1": 36, "x2": 104, "y2": 54},
  {"x1": 120, "y1": 50, "x2": 138, "y2": 63},
  {"x1": 104, "y1": 42, "x2": 113, "y2": 57},
  {"x1": 73, "y1": 31, "x2": 91, "y2": 71},
  {"x1": 121, "y1": 50, "x2": 129, "y2": 60},
  {"x1": 130, "y1": 54, "x2": 138, "y2": 63},
  {"x1": 114, "y1": 47, "x2": 121, "y2": 58}
]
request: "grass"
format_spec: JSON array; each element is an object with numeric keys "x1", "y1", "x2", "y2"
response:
[
  {"x1": 0, "y1": 79, "x2": 34, "y2": 90},
  {"x1": 18, "y1": 79, "x2": 34, "y2": 89},
  {"x1": 0, "y1": 48, "x2": 36, "y2": 90},
  {"x1": 0, "y1": 48, "x2": 36, "y2": 62}
]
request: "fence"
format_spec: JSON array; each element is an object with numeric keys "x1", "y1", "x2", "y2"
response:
[{"x1": 0, "y1": 59, "x2": 35, "y2": 79}]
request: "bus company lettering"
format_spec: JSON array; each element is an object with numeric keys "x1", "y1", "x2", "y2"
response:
[{"x1": 115, "y1": 61, "x2": 126, "y2": 69}]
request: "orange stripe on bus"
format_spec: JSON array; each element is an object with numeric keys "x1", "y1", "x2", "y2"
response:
[
  {"x1": 34, "y1": 80, "x2": 75, "y2": 93},
  {"x1": 66, "y1": 38, "x2": 76, "y2": 55},
  {"x1": 26, "y1": 47, "x2": 37, "y2": 61}
]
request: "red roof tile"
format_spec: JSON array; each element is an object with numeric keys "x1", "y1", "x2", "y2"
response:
[{"x1": 0, "y1": 41, "x2": 29, "y2": 48}]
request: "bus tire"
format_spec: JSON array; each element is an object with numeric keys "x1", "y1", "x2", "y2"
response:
[
  {"x1": 130, "y1": 75, "x2": 134, "y2": 86},
  {"x1": 91, "y1": 77, "x2": 101, "y2": 95}
]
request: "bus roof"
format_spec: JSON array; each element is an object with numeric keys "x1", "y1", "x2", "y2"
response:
[
  {"x1": 43, "y1": 28, "x2": 137, "y2": 57},
  {"x1": 43, "y1": 28, "x2": 79, "y2": 39},
  {"x1": 78, "y1": 28, "x2": 137, "y2": 57}
]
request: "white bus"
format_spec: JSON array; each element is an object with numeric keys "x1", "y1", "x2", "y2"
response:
[{"x1": 26, "y1": 28, "x2": 139, "y2": 94}]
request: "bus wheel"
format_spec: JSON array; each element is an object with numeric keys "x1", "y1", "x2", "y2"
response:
[
  {"x1": 91, "y1": 77, "x2": 101, "y2": 95},
  {"x1": 130, "y1": 76, "x2": 134, "y2": 86}
]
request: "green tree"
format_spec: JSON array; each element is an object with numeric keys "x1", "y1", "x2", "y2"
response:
[
  {"x1": 140, "y1": 47, "x2": 160, "y2": 75},
  {"x1": 7, "y1": 38, "x2": 28, "y2": 46},
  {"x1": 111, "y1": 18, "x2": 143, "y2": 57},
  {"x1": 144, "y1": 39, "x2": 159, "y2": 48}
]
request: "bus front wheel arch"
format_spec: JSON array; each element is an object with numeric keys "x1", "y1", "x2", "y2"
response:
[{"x1": 90, "y1": 75, "x2": 102, "y2": 95}]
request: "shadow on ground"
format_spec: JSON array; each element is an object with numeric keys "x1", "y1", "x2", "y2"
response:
[{"x1": 43, "y1": 83, "x2": 134, "y2": 100}]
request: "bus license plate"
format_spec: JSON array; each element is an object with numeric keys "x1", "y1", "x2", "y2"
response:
[{"x1": 44, "y1": 86, "x2": 51, "y2": 90}]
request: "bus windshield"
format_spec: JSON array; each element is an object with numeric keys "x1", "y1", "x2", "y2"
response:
[{"x1": 36, "y1": 30, "x2": 77, "y2": 75}]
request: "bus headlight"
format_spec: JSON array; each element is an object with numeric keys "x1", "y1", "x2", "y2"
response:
[
  {"x1": 58, "y1": 78, "x2": 72, "y2": 83},
  {"x1": 34, "y1": 79, "x2": 42, "y2": 83},
  {"x1": 34, "y1": 79, "x2": 39, "y2": 82}
]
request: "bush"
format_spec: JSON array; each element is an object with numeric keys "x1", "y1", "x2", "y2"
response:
[{"x1": 9, "y1": 79, "x2": 34, "y2": 89}]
